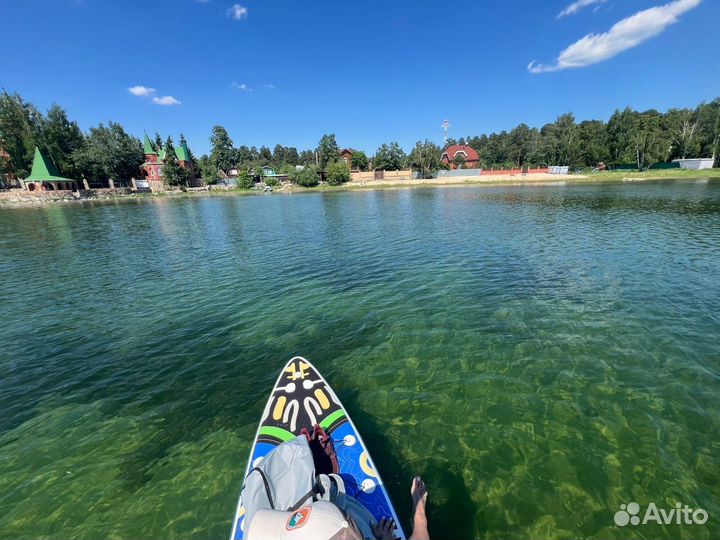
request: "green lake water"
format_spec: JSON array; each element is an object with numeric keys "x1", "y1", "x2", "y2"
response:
[{"x1": 1, "y1": 181, "x2": 719, "y2": 540}]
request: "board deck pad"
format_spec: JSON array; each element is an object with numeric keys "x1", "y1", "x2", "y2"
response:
[{"x1": 230, "y1": 357, "x2": 406, "y2": 539}]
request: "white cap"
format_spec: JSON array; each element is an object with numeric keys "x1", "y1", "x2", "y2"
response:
[{"x1": 247, "y1": 501, "x2": 365, "y2": 540}]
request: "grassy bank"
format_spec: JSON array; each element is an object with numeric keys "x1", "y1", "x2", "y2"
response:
[{"x1": 579, "y1": 168, "x2": 720, "y2": 181}]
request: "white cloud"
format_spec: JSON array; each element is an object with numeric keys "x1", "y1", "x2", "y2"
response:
[
  {"x1": 264, "y1": 83, "x2": 276, "y2": 89},
  {"x1": 558, "y1": 0, "x2": 607, "y2": 18},
  {"x1": 529, "y1": 0, "x2": 702, "y2": 73},
  {"x1": 152, "y1": 96, "x2": 181, "y2": 106},
  {"x1": 128, "y1": 85, "x2": 156, "y2": 97},
  {"x1": 227, "y1": 4, "x2": 248, "y2": 20},
  {"x1": 232, "y1": 82, "x2": 252, "y2": 92}
]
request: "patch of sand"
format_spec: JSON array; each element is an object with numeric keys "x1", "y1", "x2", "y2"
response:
[{"x1": 348, "y1": 173, "x2": 587, "y2": 187}]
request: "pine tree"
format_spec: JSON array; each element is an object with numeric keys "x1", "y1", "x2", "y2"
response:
[
  {"x1": 162, "y1": 136, "x2": 184, "y2": 186},
  {"x1": 316, "y1": 134, "x2": 339, "y2": 169},
  {"x1": 209, "y1": 125, "x2": 235, "y2": 173}
]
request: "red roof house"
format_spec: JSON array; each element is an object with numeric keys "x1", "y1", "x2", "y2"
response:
[{"x1": 441, "y1": 144, "x2": 480, "y2": 169}]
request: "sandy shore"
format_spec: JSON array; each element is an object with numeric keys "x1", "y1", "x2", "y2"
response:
[{"x1": 347, "y1": 172, "x2": 585, "y2": 188}]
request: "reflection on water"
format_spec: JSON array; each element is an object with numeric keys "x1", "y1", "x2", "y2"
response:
[{"x1": 1, "y1": 180, "x2": 719, "y2": 539}]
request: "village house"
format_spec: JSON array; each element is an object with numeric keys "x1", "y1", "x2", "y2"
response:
[
  {"x1": 339, "y1": 148, "x2": 353, "y2": 168},
  {"x1": 441, "y1": 144, "x2": 480, "y2": 169},
  {"x1": 141, "y1": 134, "x2": 194, "y2": 188}
]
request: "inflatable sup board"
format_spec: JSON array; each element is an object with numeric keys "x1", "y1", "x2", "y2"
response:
[{"x1": 230, "y1": 356, "x2": 405, "y2": 539}]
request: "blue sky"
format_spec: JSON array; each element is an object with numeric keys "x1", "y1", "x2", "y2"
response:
[{"x1": 1, "y1": 0, "x2": 718, "y2": 156}]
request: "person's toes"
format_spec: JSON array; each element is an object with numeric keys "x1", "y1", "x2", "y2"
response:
[
  {"x1": 411, "y1": 476, "x2": 420, "y2": 495},
  {"x1": 411, "y1": 476, "x2": 429, "y2": 512}
]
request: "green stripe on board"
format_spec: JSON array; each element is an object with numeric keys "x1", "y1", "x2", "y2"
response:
[
  {"x1": 320, "y1": 409, "x2": 346, "y2": 429},
  {"x1": 258, "y1": 425, "x2": 295, "y2": 442}
]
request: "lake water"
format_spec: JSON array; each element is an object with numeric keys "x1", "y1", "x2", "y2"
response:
[{"x1": 1, "y1": 181, "x2": 719, "y2": 540}]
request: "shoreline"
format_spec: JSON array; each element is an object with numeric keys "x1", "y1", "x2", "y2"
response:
[{"x1": 1, "y1": 170, "x2": 718, "y2": 207}]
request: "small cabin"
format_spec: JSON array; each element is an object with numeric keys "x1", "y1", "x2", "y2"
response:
[
  {"x1": 339, "y1": 149, "x2": 353, "y2": 168},
  {"x1": 261, "y1": 166, "x2": 288, "y2": 182}
]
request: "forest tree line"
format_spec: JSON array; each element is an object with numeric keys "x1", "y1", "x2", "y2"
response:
[
  {"x1": 194, "y1": 98, "x2": 720, "y2": 182},
  {"x1": 2, "y1": 89, "x2": 718, "y2": 188},
  {"x1": 455, "y1": 102, "x2": 720, "y2": 171}
]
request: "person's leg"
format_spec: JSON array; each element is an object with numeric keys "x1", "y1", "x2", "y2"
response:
[{"x1": 409, "y1": 476, "x2": 430, "y2": 540}]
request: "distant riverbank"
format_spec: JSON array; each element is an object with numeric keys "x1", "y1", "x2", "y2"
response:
[
  {"x1": 2, "y1": 169, "x2": 719, "y2": 207},
  {"x1": 339, "y1": 168, "x2": 720, "y2": 190}
]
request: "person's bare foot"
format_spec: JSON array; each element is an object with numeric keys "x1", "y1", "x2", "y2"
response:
[{"x1": 409, "y1": 476, "x2": 430, "y2": 540}]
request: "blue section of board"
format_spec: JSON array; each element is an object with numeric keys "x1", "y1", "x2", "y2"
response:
[{"x1": 230, "y1": 357, "x2": 405, "y2": 540}]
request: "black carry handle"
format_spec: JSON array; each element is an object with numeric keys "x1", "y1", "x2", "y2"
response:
[{"x1": 247, "y1": 467, "x2": 275, "y2": 510}]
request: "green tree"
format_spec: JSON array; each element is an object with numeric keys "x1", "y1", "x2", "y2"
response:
[
  {"x1": 577, "y1": 120, "x2": 609, "y2": 167},
  {"x1": 235, "y1": 169, "x2": 254, "y2": 189},
  {"x1": 326, "y1": 161, "x2": 350, "y2": 185},
  {"x1": 290, "y1": 165, "x2": 319, "y2": 187},
  {"x1": 72, "y1": 121, "x2": 143, "y2": 182},
  {"x1": 535, "y1": 123, "x2": 558, "y2": 166},
  {"x1": 264, "y1": 175, "x2": 280, "y2": 187},
  {"x1": 299, "y1": 149, "x2": 315, "y2": 165},
  {"x1": 666, "y1": 108, "x2": 700, "y2": 160},
  {"x1": 259, "y1": 145, "x2": 272, "y2": 164},
  {"x1": 162, "y1": 136, "x2": 187, "y2": 186},
  {"x1": 482, "y1": 132, "x2": 512, "y2": 166},
  {"x1": 408, "y1": 140, "x2": 442, "y2": 179},
  {"x1": 0, "y1": 91, "x2": 44, "y2": 177},
  {"x1": 236, "y1": 145, "x2": 252, "y2": 165},
  {"x1": 272, "y1": 144, "x2": 285, "y2": 167},
  {"x1": 695, "y1": 99, "x2": 720, "y2": 165},
  {"x1": 43, "y1": 105, "x2": 85, "y2": 178},
  {"x1": 630, "y1": 111, "x2": 668, "y2": 170},
  {"x1": 509, "y1": 123, "x2": 534, "y2": 168},
  {"x1": 209, "y1": 125, "x2": 235, "y2": 173},
  {"x1": 316, "y1": 134, "x2": 339, "y2": 169},
  {"x1": 467, "y1": 134, "x2": 488, "y2": 157},
  {"x1": 373, "y1": 142, "x2": 406, "y2": 170},
  {"x1": 351, "y1": 150, "x2": 369, "y2": 171},
  {"x1": 284, "y1": 147, "x2": 300, "y2": 166},
  {"x1": 284, "y1": 146, "x2": 300, "y2": 166},
  {"x1": 554, "y1": 113, "x2": 579, "y2": 166},
  {"x1": 197, "y1": 154, "x2": 217, "y2": 185},
  {"x1": 607, "y1": 108, "x2": 636, "y2": 165}
]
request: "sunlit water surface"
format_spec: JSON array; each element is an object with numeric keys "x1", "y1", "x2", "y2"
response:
[{"x1": 1, "y1": 181, "x2": 719, "y2": 539}]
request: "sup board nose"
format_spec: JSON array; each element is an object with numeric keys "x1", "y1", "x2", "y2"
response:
[{"x1": 230, "y1": 356, "x2": 406, "y2": 540}]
